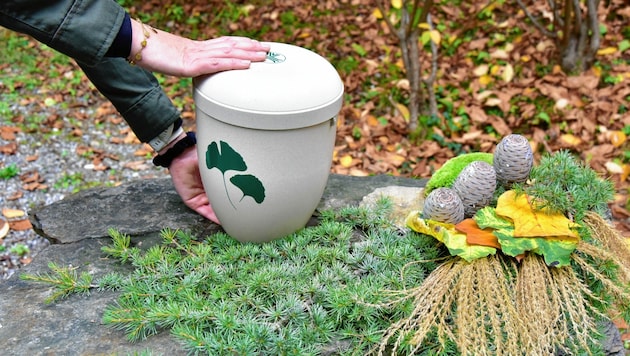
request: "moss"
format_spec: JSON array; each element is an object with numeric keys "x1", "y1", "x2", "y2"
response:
[{"x1": 425, "y1": 152, "x2": 494, "y2": 196}]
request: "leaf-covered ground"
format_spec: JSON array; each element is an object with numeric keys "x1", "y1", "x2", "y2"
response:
[
  {"x1": 137, "y1": 0, "x2": 628, "y2": 237},
  {"x1": 1, "y1": 2, "x2": 629, "y2": 235}
]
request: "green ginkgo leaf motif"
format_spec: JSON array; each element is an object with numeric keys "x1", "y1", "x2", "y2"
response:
[
  {"x1": 206, "y1": 141, "x2": 247, "y2": 173},
  {"x1": 205, "y1": 140, "x2": 265, "y2": 209},
  {"x1": 230, "y1": 174, "x2": 266, "y2": 203}
]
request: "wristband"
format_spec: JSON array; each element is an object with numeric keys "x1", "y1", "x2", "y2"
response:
[
  {"x1": 148, "y1": 118, "x2": 183, "y2": 152},
  {"x1": 152, "y1": 132, "x2": 197, "y2": 168}
]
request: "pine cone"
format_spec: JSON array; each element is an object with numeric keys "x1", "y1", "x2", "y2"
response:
[
  {"x1": 422, "y1": 187, "x2": 465, "y2": 224},
  {"x1": 493, "y1": 134, "x2": 533, "y2": 186},
  {"x1": 452, "y1": 161, "x2": 497, "y2": 218}
]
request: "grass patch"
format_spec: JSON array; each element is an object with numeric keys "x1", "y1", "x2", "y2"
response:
[
  {"x1": 22, "y1": 202, "x2": 449, "y2": 355},
  {"x1": 20, "y1": 197, "x2": 630, "y2": 354}
]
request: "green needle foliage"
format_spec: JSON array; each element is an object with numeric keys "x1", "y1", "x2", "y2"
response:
[
  {"x1": 23, "y1": 202, "x2": 449, "y2": 355},
  {"x1": 20, "y1": 262, "x2": 95, "y2": 303},
  {"x1": 516, "y1": 150, "x2": 615, "y2": 223}
]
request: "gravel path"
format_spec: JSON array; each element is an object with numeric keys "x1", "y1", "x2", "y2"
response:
[{"x1": 0, "y1": 93, "x2": 171, "y2": 281}]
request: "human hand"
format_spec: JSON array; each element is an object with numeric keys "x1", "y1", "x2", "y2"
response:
[
  {"x1": 168, "y1": 145, "x2": 220, "y2": 224},
  {"x1": 129, "y1": 19, "x2": 270, "y2": 77}
]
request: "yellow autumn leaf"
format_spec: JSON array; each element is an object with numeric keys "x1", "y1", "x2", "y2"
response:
[
  {"x1": 597, "y1": 47, "x2": 617, "y2": 56},
  {"x1": 479, "y1": 75, "x2": 493, "y2": 86},
  {"x1": 490, "y1": 64, "x2": 501, "y2": 76},
  {"x1": 607, "y1": 130, "x2": 627, "y2": 148},
  {"x1": 495, "y1": 190, "x2": 580, "y2": 238},
  {"x1": 447, "y1": 34, "x2": 458, "y2": 45},
  {"x1": 366, "y1": 115, "x2": 380, "y2": 127},
  {"x1": 418, "y1": 22, "x2": 431, "y2": 30},
  {"x1": 340, "y1": 154, "x2": 354, "y2": 168},
  {"x1": 391, "y1": 0, "x2": 402, "y2": 9},
  {"x1": 297, "y1": 31, "x2": 311, "y2": 39},
  {"x1": 373, "y1": 8, "x2": 383, "y2": 19},
  {"x1": 560, "y1": 134, "x2": 582, "y2": 147},
  {"x1": 502, "y1": 63, "x2": 514, "y2": 83},
  {"x1": 621, "y1": 164, "x2": 630, "y2": 182},
  {"x1": 396, "y1": 103, "x2": 410, "y2": 121},
  {"x1": 429, "y1": 30, "x2": 441, "y2": 46},
  {"x1": 405, "y1": 211, "x2": 453, "y2": 243}
]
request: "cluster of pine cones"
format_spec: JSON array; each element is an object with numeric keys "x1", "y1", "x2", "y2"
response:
[{"x1": 423, "y1": 134, "x2": 534, "y2": 224}]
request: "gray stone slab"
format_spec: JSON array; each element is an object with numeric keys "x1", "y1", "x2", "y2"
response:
[{"x1": 0, "y1": 174, "x2": 425, "y2": 355}]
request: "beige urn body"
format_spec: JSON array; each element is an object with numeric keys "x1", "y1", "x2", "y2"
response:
[{"x1": 194, "y1": 43, "x2": 344, "y2": 242}]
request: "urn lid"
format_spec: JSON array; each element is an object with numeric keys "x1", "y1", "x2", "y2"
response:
[{"x1": 193, "y1": 42, "x2": 344, "y2": 130}]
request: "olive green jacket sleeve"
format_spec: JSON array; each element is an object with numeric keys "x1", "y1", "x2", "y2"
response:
[
  {"x1": 1, "y1": 0, "x2": 181, "y2": 143},
  {"x1": 1, "y1": 0, "x2": 125, "y2": 66}
]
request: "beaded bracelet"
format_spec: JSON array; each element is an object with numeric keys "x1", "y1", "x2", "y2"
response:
[
  {"x1": 128, "y1": 18, "x2": 157, "y2": 65},
  {"x1": 152, "y1": 132, "x2": 197, "y2": 168}
]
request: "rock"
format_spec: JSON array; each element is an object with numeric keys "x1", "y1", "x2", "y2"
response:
[
  {"x1": 0, "y1": 174, "x2": 425, "y2": 355},
  {"x1": 29, "y1": 178, "x2": 222, "y2": 244},
  {"x1": 359, "y1": 185, "x2": 425, "y2": 228}
]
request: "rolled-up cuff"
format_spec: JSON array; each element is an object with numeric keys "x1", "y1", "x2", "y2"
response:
[
  {"x1": 122, "y1": 86, "x2": 182, "y2": 142},
  {"x1": 78, "y1": 57, "x2": 180, "y2": 142}
]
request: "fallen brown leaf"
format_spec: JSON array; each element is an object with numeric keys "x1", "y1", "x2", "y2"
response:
[
  {"x1": 9, "y1": 219, "x2": 32, "y2": 231},
  {"x1": 0, "y1": 126, "x2": 19, "y2": 140},
  {"x1": 25, "y1": 154, "x2": 38, "y2": 162},
  {"x1": 20, "y1": 171, "x2": 40, "y2": 184},
  {"x1": 0, "y1": 142, "x2": 18, "y2": 155},
  {"x1": 123, "y1": 161, "x2": 150, "y2": 171},
  {"x1": 7, "y1": 191, "x2": 24, "y2": 201},
  {"x1": 2, "y1": 208, "x2": 25, "y2": 219}
]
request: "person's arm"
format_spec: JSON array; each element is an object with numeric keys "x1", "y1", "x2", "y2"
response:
[
  {"x1": 2, "y1": 0, "x2": 268, "y2": 224},
  {"x1": 1, "y1": 1, "x2": 269, "y2": 75},
  {"x1": 125, "y1": 18, "x2": 268, "y2": 77},
  {"x1": 0, "y1": 0, "x2": 126, "y2": 66}
]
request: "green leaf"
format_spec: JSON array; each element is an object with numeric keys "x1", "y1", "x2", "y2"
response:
[
  {"x1": 494, "y1": 230, "x2": 576, "y2": 267},
  {"x1": 474, "y1": 207, "x2": 512, "y2": 230},
  {"x1": 536, "y1": 112, "x2": 551, "y2": 124},
  {"x1": 474, "y1": 206, "x2": 576, "y2": 267},
  {"x1": 532, "y1": 238, "x2": 577, "y2": 267},
  {"x1": 493, "y1": 229, "x2": 534, "y2": 258},
  {"x1": 420, "y1": 31, "x2": 432, "y2": 46},
  {"x1": 439, "y1": 228, "x2": 496, "y2": 262},
  {"x1": 619, "y1": 39, "x2": 630, "y2": 53},
  {"x1": 230, "y1": 174, "x2": 266, "y2": 204},
  {"x1": 206, "y1": 141, "x2": 247, "y2": 173},
  {"x1": 351, "y1": 43, "x2": 367, "y2": 57}
]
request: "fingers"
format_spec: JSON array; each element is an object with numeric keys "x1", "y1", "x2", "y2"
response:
[
  {"x1": 206, "y1": 36, "x2": 271, "y2": 53},
  {"x1": 197, "y1": 37, "x2": 269, "y2": 60},
  {"x1": 181, "y1": 37, "x2": 269, "y2": 76},
  {"x1": 186, "y1": 57, "x2": 252, "y2": 76},
  {"x1": 193, "y1": 204, "x2": 220, "y2": 225}
]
